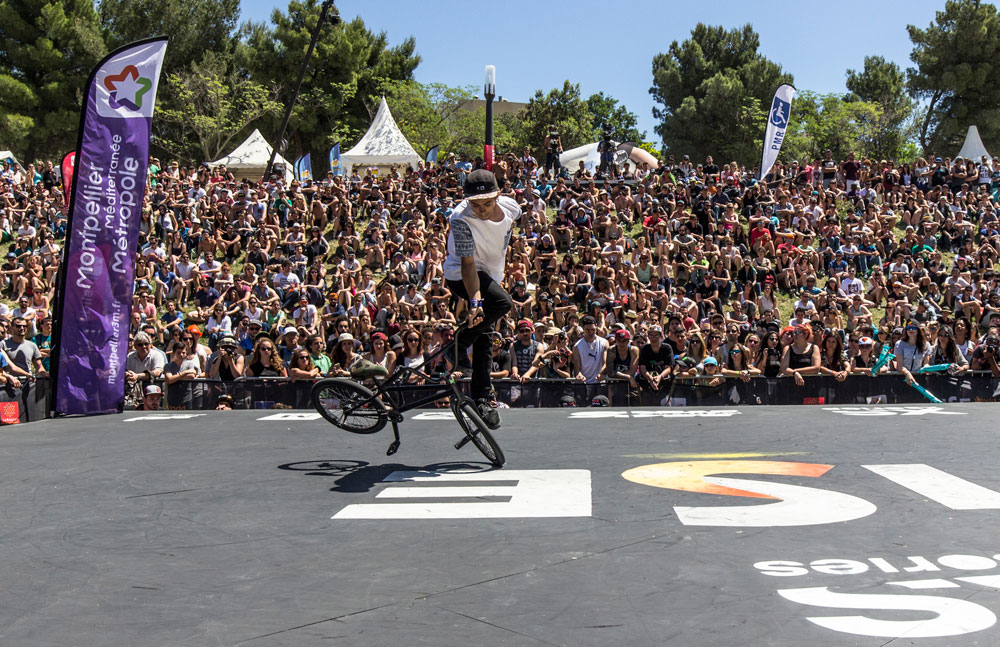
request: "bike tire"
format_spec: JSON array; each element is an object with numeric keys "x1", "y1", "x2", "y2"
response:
[
  {"x1": 453, "y1": 398, "x2": 505, "y2": 467},
  {"x1": 311, "y1": 378, "x2": 387, "y2": 434}
]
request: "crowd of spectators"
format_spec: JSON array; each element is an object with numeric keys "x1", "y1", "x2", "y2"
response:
[{"x1": 3, "y1": 142, "x2": 1000, "y2": 408}]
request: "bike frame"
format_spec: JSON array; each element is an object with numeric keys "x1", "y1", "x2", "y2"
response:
[{"x1": 349, "y1": 335, "x2": 464, "y2": 414}]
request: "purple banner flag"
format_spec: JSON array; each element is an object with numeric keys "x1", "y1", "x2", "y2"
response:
[{"x1": 53, "y1": 38, "x2": 168, "y2": 415}]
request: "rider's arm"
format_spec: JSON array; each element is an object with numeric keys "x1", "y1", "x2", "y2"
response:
[{"x1": 460, "y1": 256, "x2": 481, "y2": 309}]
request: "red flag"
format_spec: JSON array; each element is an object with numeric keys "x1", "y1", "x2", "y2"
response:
[{"x1": 61, "y1": 150, "x2": 77, "y2": 216}]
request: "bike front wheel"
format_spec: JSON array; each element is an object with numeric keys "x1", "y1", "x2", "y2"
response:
[
  {"x1": 453, "y1": 398, "x2": 505, "y2": 467},
  {"x1": 311, "y1": 378, "x2": 387, "y2": 434}
]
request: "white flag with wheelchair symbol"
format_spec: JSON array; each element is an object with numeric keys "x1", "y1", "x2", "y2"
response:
[{"x1": 760, "y1": 83, "x2": 796, "y2": 181}]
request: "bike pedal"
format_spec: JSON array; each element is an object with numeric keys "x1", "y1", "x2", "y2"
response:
[{"x1": 386, "y1": 440, "x2": 400, "y2": 456}]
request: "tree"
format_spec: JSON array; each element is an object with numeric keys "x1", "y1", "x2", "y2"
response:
[
  {"x1": 154, "y1": 53, "x2": 281, "y2": 164},
  {"x1": 99, "y1": 0, "x2": 240, "y2": 78},
  {"x1": 907, "y1": 0, "x2": 1000, "y2": 154},
  {"x1": 248, "y1": 0, "x2": 420, "y2": 165},
  {"x1": 649, "y1": 23, "x2": 792, "y2": 164},
  {"x1": 520, "y1": 81, "x2": 594, "y2": 158},
  {"x1": 781, "y1": 92, "x2": 882, "y2": 165},
  {"x1": 0, "y1": 0, "x2": 106, "y2": 161},
  {"x1": 384, "y1": 81, "x2": 479, "y2": 158},
  {"x1": 585, "y1": 92, "x2": 645, "y2": 144},
  {"x1": 845, "y1": 56, "x2": 915, "y2": 160}
]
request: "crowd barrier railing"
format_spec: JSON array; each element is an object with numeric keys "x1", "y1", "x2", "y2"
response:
[
  {"x1": 130, "y1": 372, "x2": 1000, "y2": 411},
  {"x1": 6, "y1": 373, "x2": 997, "y2": 422}
]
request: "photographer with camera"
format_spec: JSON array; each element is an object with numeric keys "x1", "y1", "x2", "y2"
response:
[
  {"x1": 597, "y1": 126, "x2": 615, "y2": 178},
  {"x1": 207, "y1": 333, "x2": 244, "y2": 381},
  {"x1": 970, "y1": 334, "x2": 1000, "y2": 377},
  {"x1": 544, "y1": 126, "x2": 562, "y2": 177}
]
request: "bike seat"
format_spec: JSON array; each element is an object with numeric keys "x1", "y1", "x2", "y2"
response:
[{"x1": 350, "y1": 359, "x2": 389, "y2": 379}]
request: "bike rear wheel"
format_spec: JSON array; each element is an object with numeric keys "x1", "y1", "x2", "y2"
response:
[
  {"x1": 311, "y1": 378, "x2": 387, "y2": 434},
  {"x1": 453, "y1": 398, "x2": 505, "y2": 467}
]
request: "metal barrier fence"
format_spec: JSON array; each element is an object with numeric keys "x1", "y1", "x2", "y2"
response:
[
  {"x1": 132, "y1": 372, "x2": 1000, "y2": 411},
  {"x1": 4, "y1": 373, "x2": 997, "y2": 422}
]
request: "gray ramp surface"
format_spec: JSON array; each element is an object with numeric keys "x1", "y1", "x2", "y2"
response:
[{"x1": 2, "y1": 404, "x2": 1000, "y2": 646}]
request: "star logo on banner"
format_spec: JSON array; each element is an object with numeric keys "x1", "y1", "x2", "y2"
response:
[{"x1": 104, "y1": 65, "x2": 152, "y2": 111}]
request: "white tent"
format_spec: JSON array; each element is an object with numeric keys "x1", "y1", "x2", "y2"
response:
[
  {"x1": 0, "y1": 151, "x2": 21, "y2": 167},
  {"x1": 340, "y1": 97, "x2": 421, "y2": 175},
  {"x1": 207, "y1": 129, "x2": 294, "y2": 183},
  {"x1": 956, "y1": 125, "x2": 992, "y2": 162}
]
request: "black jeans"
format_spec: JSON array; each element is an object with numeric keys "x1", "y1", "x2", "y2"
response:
[{"x1": 447, "y1": 271, "x2": 513, "y2": 399}]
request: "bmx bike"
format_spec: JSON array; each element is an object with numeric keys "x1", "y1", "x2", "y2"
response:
[{"x1": 310, "y1": 330, "x2": 505, "y2": 468}]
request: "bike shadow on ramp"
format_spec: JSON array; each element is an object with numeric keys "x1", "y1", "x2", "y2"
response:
[{"x1": 277, "y1": 460, "x2": 495, "y2": 492}]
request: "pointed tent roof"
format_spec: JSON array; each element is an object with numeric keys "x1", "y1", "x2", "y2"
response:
[
  {"x1": 340, "y1": 97, "x2": 421, "y2": 173},
  {"x1": 207, "y1": 129, "x2": 294, "y2": 183},
  {"x1": 956, "y1": 125, "x2": 992, "y2": 162},
  {"x1": 0, "y1": 151, "x2": 19, "y2": 167}
]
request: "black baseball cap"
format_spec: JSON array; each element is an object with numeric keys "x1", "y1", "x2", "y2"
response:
[{"x1": 463, "y1": 169, "x2": 499, "y2": 200}]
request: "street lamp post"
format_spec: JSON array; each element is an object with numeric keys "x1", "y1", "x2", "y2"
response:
[{"x1": 483, "y1": 65, "x2": 495, "y2": 171}]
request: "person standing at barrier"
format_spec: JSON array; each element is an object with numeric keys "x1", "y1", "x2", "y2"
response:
[
  {"x1": 510, "y1": 319, "x2": 542, "y2": 382},
  {"x1": 442, "y1": 169, "x2": 516, "y2": 429},
  {"x1": 244, "y1": 338, "x2": 287, "y2": 378},
  {"x1": 604, "y1": 328, "x2": 638, "y2": 389},
  {"x1": 893, "y1": 322, "x2": 930, "y2": 384},
  {"x1": 780, "y1": 325, "x2": 821, "y2": 387},
  {"x1": 124, "y1": 331, "x2": 163, "y2": 389},
  {"x1": 164, "y1": 341, "x2": 203, "y2": 408},
  {"x1": 572, "y1": 315, "x2": 608, "y2": 384},
  {"x1": 637, "y1": 325, "x2": 675, "y2": 404},
  {"x1": 207, "y1": 334, "x2": 244, "y2": 381}
]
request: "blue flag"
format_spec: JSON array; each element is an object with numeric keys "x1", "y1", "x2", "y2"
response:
[
  {"x1": 425, "y1": 145, "x2": 439, "y2": 166},
  {"x1": 329, "y1": 143, "x2": 341, "y2": 176},
  {"x1": 295, "y1": 153, "x2": 312, "y2": 182}
]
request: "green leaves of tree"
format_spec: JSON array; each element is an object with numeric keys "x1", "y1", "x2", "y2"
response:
[
  {"x1": 845, "y1": 56, "x2": 915, "y2": 161},
  {"x1": 155, "y1": 53, "x2": 281, "y2": 163},
  {"x1": 906, "y1": 0, "x2": 1000, "y2": 155},
  {"x1": 247, "y1": 1, "x2": 420, "y2": 164},
  {"x1": 650, "y1": 23, "x2": 792, "y2": 164},
  {"x1": 0, "y1": 0, "x2": 106, "y2": 160}
]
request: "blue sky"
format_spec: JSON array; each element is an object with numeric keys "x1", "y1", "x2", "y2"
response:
[{"x1": 238, "y1": 0, "x2": 985, "y2": 142}]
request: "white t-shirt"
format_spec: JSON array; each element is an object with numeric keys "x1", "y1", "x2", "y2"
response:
[
  {"x1": 443, "y1": 196, "x2": 517, "y2": 282},
  {"x1": 574, "y1": 335, "x2": 609, "y2": 383},
  {"x1": 840, "y1": 277, "x2": 864, "y2": 295}
]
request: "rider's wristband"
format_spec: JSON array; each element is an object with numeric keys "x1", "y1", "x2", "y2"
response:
[{"x1": 469, "y1": 299, "x2": 482, "y2": 307}]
